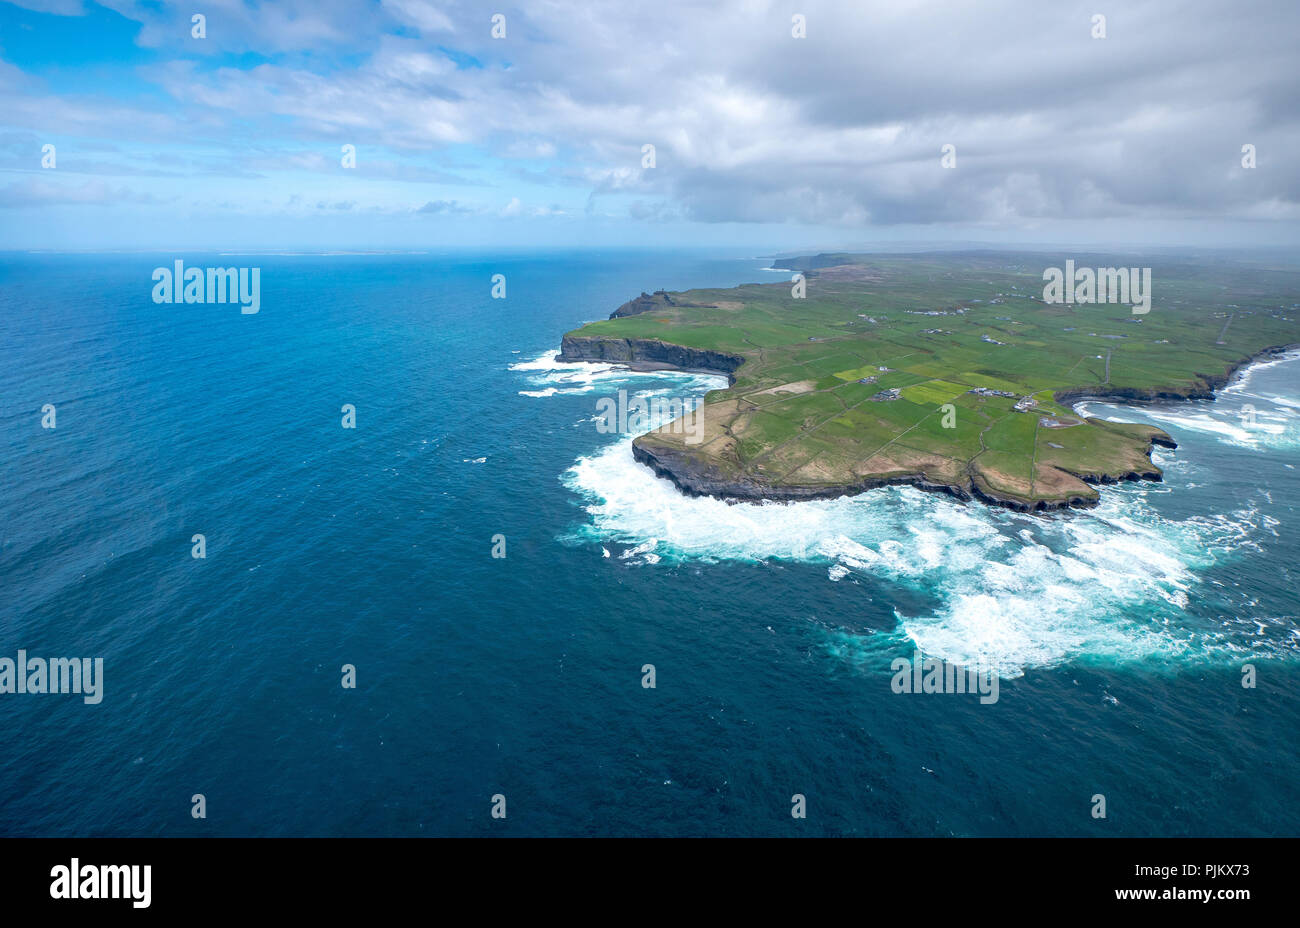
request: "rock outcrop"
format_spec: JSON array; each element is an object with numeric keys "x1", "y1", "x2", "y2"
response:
[
  {"x1": 610, "y1": 290, "x2": 676, "y2": 318},
  {"x1": 630, "y1": 438, "x2": 1173, "y2": 513},
  {"x1": 558, "y1": 334, "x2": 744, "y2": 382}
]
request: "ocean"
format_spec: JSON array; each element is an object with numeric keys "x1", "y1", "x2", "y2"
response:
[{"x1": 1, "y1": 251, "x2": 1297, "y2": 836}]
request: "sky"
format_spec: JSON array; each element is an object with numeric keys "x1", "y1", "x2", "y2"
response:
[{"x1": 1, "y1": 0, "x2": 1298, "y2": 252}]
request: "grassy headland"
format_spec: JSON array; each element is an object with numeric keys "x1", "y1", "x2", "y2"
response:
[{"x1": 559, "y1": 252, "x2": 1300, "y2": 510}]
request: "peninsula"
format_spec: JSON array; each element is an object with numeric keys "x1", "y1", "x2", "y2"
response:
[{"x1": 559, "y1": 252, "x2": 1300, "y2": 510}]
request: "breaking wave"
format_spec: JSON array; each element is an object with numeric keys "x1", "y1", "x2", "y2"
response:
[
  {"x1": 509, "y1": 349, "x2": 727, "y2": 396},
  {"x1": 561, "y1": 437, "x2": 1294, "y2": 677},
  {"x1": 1076, "y1": 350, "x2": 1300, "y2": 451},
  {"x1": 518, "y1": 350, "x2": 1299, "y2": 678}
]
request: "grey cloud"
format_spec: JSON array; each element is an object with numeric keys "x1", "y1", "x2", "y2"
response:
[
  {"x1": 4, "y1": 0, "x2": 1299, "y2": 232},
  {"x1": 416, "y1": 199, "x2": 472, "y2": 214},
  {"x1": 0, "y1": 176, "x2": 170, "y2": 207}
]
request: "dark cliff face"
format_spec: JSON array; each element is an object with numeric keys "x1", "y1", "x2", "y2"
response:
[
  {"x1": 558, "y1": 334, "x2": 744, "y2": 381},
  {"x1": 1053, "y1": 344, "x2": 1300, "y2": 407},
  {"x1": 630, "y1": 439, "x2": 1111, "y2": 512},
  {"x1": 609, "y1": 290, "x2": 729, "y2": 319},
  {"x1": 1054, "y1": 383, "x2": 1216, "y2": 405},
  {"x1": 610, "y1": 290, "x2": 677, "y2": 318},
  {"x1": 772, "y1": 254, "x2": 843, "y2": 273},
  {"x1": 631, "y1": 438, "x2": 978, "y2": 503}
]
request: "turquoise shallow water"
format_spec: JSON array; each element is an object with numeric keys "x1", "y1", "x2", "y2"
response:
[{"x1": 1, "y1": 251, "x2": 1298, "y2": 836}]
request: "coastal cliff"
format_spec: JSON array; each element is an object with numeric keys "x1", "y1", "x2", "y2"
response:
[
  {"x1": 610, "y1": 290, "x2": 677, "y2": 318},
  {"x1": 555, "y1": 252, "x2": 1299, "y2": 513},
  {"x1": 561, "y1": 325, "x2": 1189, "y2": 512},
  {"x1": 630, "y1": 431, "x2": 1174, "y2": 513},
  {"x1": 558, "y1": 334, "x2": 744, "y2": 381},
  {"x1": 560, "y1": 334, "x2": 1192, "y2": 513},
  {"x1": 1053, "y1": 344, "x2": 1300, "y2": 406}
]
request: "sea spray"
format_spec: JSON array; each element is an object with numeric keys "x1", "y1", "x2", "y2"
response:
[
  {"x1": 560, "y1": 435, "x2": 1286, "y2": 676},
  {"x1": 513, "y1": 347, "x2": 1300, "y2": 678}
]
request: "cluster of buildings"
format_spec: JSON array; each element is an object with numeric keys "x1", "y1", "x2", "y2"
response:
[{"x1": 966, "y1": 386, "x2": 1038, "y2": 412}]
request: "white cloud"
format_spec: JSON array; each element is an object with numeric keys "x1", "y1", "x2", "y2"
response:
[
  {"x1": 381, "y1": 0, "x2": 456, "y2": 34},
  {"x1": 2, "y1": 0, "x2": 1298, "y2": 234}
]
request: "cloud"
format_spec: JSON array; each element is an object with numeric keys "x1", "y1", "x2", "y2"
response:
[
  {"x1": 2, "y1": 0, "x2": 1298, "y2": 236},
  {"x1": 627, "y1": 199, "x2": 682, "y2": 222},
  {"x1": 416, "y1": 199, "x2": 472, "y2": 214},
  {"x1": 0, "y1": 176, "x2": 168, "y2": 207},
  {"x1": 381, "y1": 0, "x2": 456, "y2": 34}
]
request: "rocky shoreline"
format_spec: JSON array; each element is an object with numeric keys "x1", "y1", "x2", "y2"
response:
[
  {"x1": 629, "y1": 437, "x2": 1172, "y2": 513},
  {"x1": 1053, "y1": 343, "x2": 1300, "y2": 407},
  {"x1": 561, "y1": 332, "x2": 1298, "y2": 513},
  {"x1": 558, "y1": 334, "x2": 744, "y2": 383}
]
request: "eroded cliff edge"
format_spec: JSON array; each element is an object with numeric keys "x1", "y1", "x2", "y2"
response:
[
  {"x1": 628, "y1": 428, "x2": 1173, "y2": 513},
  {"x1": 558, "y1": 334, "x2": 744, "y2": 381},
  {"x1": 559, "y1": 331, "x2": 1186, "y2": 512}
]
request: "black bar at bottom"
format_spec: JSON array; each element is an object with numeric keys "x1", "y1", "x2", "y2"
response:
[{"x1": 0, "y1": 837, "x2": 1282, "y2": 914}]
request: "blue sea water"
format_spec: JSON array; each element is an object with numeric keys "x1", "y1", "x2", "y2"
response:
[{"x1": 1, "y1": 251, "x2": 1298, "y2": 837}]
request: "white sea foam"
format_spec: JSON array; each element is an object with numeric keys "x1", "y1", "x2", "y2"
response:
[
  {"x1": 560, "y1": 435, "x2": 1287, "y2": 677},
  {"x1": 516, "y1": 349, "x2": 1296, "y2": 678},
  {"x1": 510, "y1": 349, "x2": 726, "y2": 397},
  {"x1": 1077, "y1": 399, "x2": 1299, "y2": 450},
  {"x1": 1261, "y1": 393, "x2": 1300, "y2": 411},
  {"x1": 1075, "y1": 350, "x2": 1300, "y2": 451},
  {"x1": 1221, "y1": 348, "x2": 1300, "y2": 396}
]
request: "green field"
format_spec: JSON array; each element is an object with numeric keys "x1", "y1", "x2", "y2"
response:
[
  {"x1": 900, "y1": 380, "x2": 970, "y2": 405},
  {"x1": 561, "y1": 252, "x2": 1300, "y2": 509}
]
